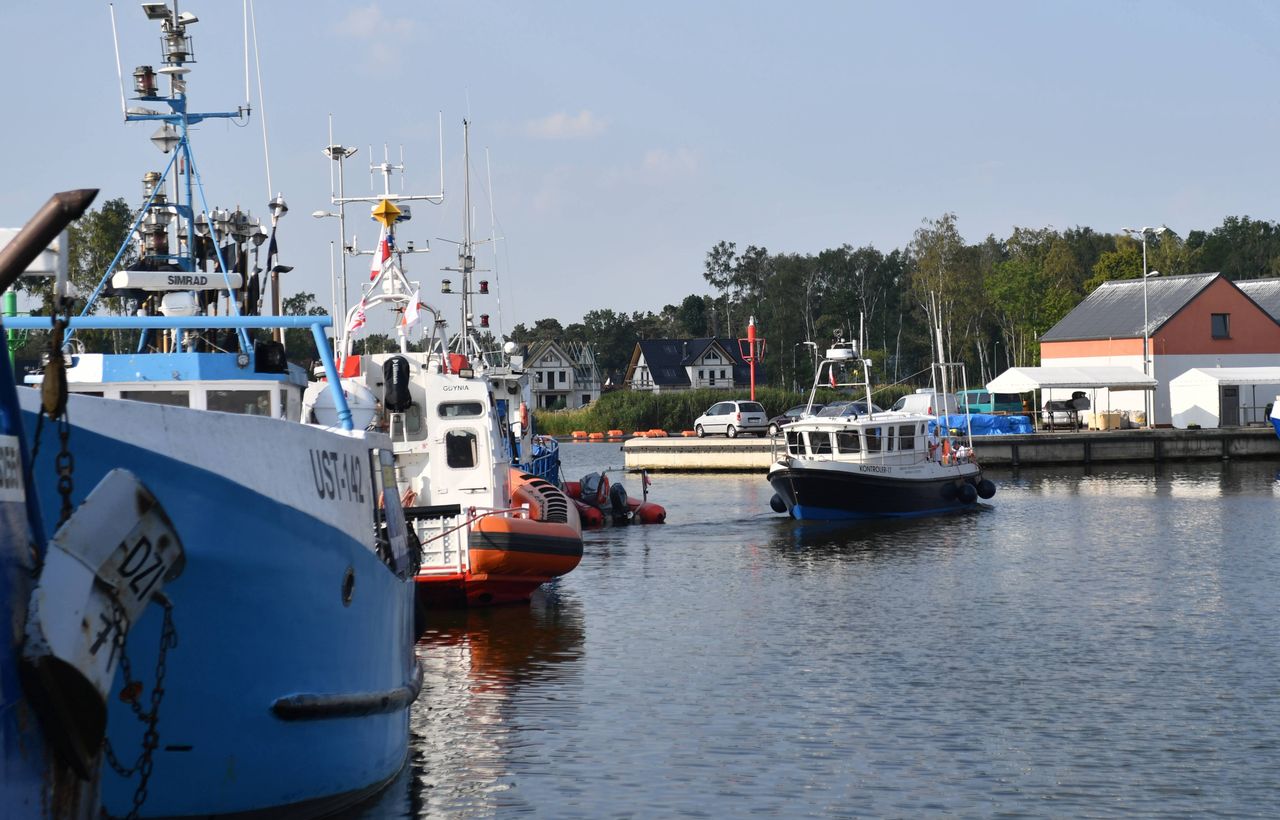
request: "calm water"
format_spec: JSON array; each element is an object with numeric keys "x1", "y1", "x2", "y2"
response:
[{"x1": 352, "y1": 443, "x2": 1280, "y2": 818}]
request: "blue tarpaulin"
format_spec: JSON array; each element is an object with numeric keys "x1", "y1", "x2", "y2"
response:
[{"x1": 928, "y1": 414, "x2": 1033, "y2": 436}]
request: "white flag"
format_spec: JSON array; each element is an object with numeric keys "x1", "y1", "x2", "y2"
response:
[
  {"x1": 369, "y1": 224, "x2": 390, "y2": 281},
  {"x1": 347, "y1": 300, "x2": 367, "y2": 333},
  {"x1": 404, "y1": 289, "x2": 421, "y2": 327}
]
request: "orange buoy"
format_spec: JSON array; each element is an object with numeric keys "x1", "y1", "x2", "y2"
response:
[
  {"x1": 571, "y1": 430, "x2": 588, "y2": 439},
  {"x1": 588, "y1": 432, "x2": 604, "y2": 440},
  {"x1": 681, "y1": 430, "x2": 697, "y2": 437},
  {"x1": 607, "y1": 429, "x2": 624, "y2": 438},
  {"x1": 647, "y1": 429, "x2": 667, "y2": 438}
]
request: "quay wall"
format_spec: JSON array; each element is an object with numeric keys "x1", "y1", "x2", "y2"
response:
[{"x1": 620, "y1": 428, "x2": 1280, "y2": 472}]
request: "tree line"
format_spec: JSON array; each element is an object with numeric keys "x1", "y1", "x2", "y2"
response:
[
  {"x1": 16, "y1": 202, "x2": 1280, "y2": 393},
  {"x1": 511, "y1": 213, "x2": 1280, "y2": 392}
]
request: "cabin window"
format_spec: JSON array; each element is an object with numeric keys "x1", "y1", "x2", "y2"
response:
[
  {"x1": 445, "y1": 429, "x2": 479, "y2": 468},
  {"x1": 121, "y1": 390, "x2": 190, "y2": 408},
  {"x1": 864, "y1": 427, "x2": 882, "y2": 453},
  {"x1": 806, "y1": 431, "x2": 832, "y2": 455},
  {"x1": 1211, "y1": 313, "x2": 1230, "y2": 339},
  {"x1": 885, "y1": 426, "x2": 895, "y2": 451},
  {"x1": 786, "y1": 430, "x2": 804, "y2": 456},
  {"x1": 207, "y1": 389, "x2": 271, "y2": 416},
  {"x1": 835, "y1": 431, "x2": 861, "y2": 453},
  {"x1": 898, "y1": 424, "x2": 916, "y2": 450},
  {"x1": 438, "y1": 401, "x2": 484, "y2": 418}
]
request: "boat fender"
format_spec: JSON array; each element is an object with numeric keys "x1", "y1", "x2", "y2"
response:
[
  {"x1": 976, "y1": 478, "x2": 996, "y2": 499},
  {"x1": 769, "y1": 493, "x2": 787, "y2": 513},
  {"x1": 21, "y1": 469, "x2": 185, "y2": 778},
  {"x1": 957, "y1": 482, "x2": 978, "y2": 504}
]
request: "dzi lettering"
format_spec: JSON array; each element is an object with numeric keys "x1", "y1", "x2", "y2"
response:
[
  {"x1": 116, "y1": 535, "x2": 169, "y2": 602},
  {"x1": 309, "y1": 449, "x2": 368, "y2": 503}
]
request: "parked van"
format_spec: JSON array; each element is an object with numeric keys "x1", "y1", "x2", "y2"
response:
[
  {"x1": 890, "y1": 389, "x2": 958, "y2": 416},
  {"x1": 957, "y1": 389, "x2": 1023, "y2": 414}
]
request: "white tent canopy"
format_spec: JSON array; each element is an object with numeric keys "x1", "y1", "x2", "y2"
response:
[
  {"x1": 1170, "y1": 367, "x2": 1280, "y2": 386},
  {"x1": 987, "y1": 366, "x2": 1156, "y2": 393},
  {"x1": 1169, "y1": 367, "x2": 1280, "y2": 429}
]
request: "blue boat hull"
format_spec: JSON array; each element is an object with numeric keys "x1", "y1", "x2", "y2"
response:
[
  {"x1": 20, "y1": 394, "x2": 416, "y2": 818},
  {"x1": 769, "y1": 466, "x2": 980, "y2": 521}
]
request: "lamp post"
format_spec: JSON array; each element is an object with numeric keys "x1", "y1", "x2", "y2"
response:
[{"x1": 1123, "y1": 225, "x2": 1168, "y2": 427}]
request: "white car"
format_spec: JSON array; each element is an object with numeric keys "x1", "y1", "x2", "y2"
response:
[{"x1": 694, "y1": 400, "x2": 769, "y2": 438}]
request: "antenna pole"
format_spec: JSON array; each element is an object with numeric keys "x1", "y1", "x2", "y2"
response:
[
  {"x1": 485, "y1": 146, "x2": 503, "y2": 340},
  {"x1": 242, "y1": 0, "x2": 250, "y2": 104},
  {"x1": 110, "y1": 4, "x2": 127, "y2": 120}
]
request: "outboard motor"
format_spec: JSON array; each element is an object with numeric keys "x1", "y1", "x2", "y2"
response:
[
  {"x1": 579, "y1": 472, "x2": 608, "y2": 508},
  {"x1": 608, "y1": 482, "x2": 630, "y2": 525},
  {"x1": 383, "y1": 356, "x2": 412, "y2": 413}
]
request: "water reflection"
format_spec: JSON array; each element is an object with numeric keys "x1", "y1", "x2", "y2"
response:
[
  {"x1": 348, "y1": 590, "x2": 585, "y2": 818},
  {"x1": 769, "y1": 507, "x2": 989, "y2": 563}
]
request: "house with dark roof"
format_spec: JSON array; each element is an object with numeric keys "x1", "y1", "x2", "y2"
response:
[
  {"x1": 526, "y1": 340, "x2": 601, "y2": 409},
  {"x1": 1039, "y1": 272, "x2": 1280, "y2": 425},
  {"x1": 623, "y1": 338, "x2": 763, "y2": 392}
]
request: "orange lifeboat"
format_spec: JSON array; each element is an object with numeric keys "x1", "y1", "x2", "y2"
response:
[
  {"x1": 418, "y1": 470, "x2": 583, "y2": 608},
  {"x1": 563, "y1": 470, "x2": 666, "y2": 528}
]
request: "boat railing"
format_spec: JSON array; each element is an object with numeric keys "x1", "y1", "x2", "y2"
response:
[{"x1": 7, "y1": 315, "x2": 355, "y2": 431}]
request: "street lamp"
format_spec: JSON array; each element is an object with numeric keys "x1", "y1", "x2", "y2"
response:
[{"x1": 1122, "y1": 225, "x2": 1169, "y2": 427}]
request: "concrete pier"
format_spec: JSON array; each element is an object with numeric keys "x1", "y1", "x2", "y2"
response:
[{"x1": 621, "y1": 427, "x2": 1280, "y2": 472}]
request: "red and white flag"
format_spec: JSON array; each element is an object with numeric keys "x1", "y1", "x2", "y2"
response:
[
  {"x1": 829, "y1": 364, "x2": 837, "y2": 388},
  {"x1": 369, "y1": 225, "x2": 391, "y2": 281},
  {"x1": 347, "y1": 300, "x2": 367, "y2": 333},
  {"x1": 403, "y1": 289, "x2": 422, "y2": 327}
]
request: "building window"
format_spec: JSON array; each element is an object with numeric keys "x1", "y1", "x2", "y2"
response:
[
  {"x1": 1211, "y1": 313, "x2": 1230, "y2": 339},
  {"x1": 720, "y1": 369, "x2": 726, "y2": 379},
  {"x1": 699, "y1": 369, "x2": 704, "y2": 380},
  {"x1": 559, "y1": 370, "x2": 566, "y2": 383},
  {"x1": 536, "y1": 371, "x2": 544, "y2": 383}
]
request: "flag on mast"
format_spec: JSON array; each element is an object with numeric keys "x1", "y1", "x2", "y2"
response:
[
  {"x1": 369, "y1": 224, "x2": 390, "y2": 281},
  {"x1": 347, "y1": 300, "x2": 367, "y2": 333},
  {"x1": 404, "y1": 289, "x2": 422, "y2": 327}
]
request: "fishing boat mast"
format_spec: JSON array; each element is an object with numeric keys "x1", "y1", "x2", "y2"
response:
[
  {"x1": 79, "y1": 0, "x2": 284, "y2": 355},
  {"x1": 441, "y1": 119, "x2": 493, "y2": 364}
]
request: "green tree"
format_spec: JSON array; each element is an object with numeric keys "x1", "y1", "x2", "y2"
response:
[{"x1": 282, "y1": 291, "x2": 327, "y2": 374}]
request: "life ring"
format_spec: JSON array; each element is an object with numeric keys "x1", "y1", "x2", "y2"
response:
[{"x1": 519, "y1": 401, "x2": 529, "y2": 430}]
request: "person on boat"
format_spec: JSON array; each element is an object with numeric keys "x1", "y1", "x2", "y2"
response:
[
  {"x1": 955, "y1": 442, "x2": 972, "y2": 464},
  {"x1": 927, "y1": 425, "x2": 940, "y2": 461}
]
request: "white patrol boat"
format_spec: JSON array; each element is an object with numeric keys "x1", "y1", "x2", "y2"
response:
[{"x1": 767, "y1": 342, "x2": 996, "y2": 520}]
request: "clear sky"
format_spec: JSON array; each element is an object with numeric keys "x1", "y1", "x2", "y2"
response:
[{"x1": 3, "y1": 1, "x2": 1280, "y2": 340}]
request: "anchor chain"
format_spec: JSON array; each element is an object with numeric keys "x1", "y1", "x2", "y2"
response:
[
  {"x1": 102, "y1": 592, "x2": 178, "y2": 820},
  {"x1": 29, "y1": 314, "x2": 75, "y2": 527}
]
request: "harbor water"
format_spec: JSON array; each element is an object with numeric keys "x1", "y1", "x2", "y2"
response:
[{"x1": 352, "y1": 442, "x2": 1280, "y2": 817}]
